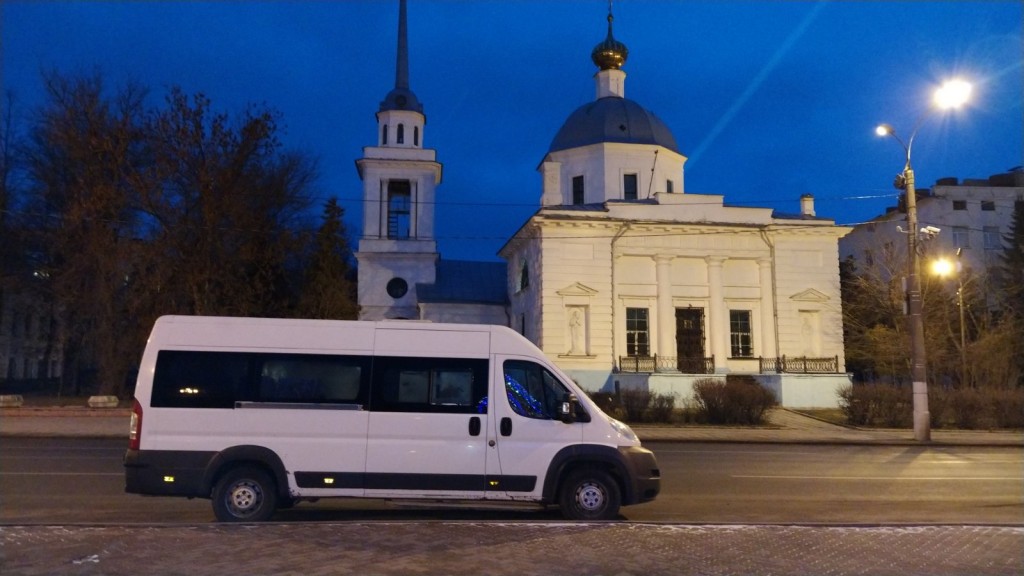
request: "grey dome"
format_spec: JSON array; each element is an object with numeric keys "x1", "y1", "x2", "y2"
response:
[
  {"x1": 548, "y1": 97, "x2": 679, "y2": 154},
  {"x1": 380, "y1": 87, "x2": 423, "y2": 113}
]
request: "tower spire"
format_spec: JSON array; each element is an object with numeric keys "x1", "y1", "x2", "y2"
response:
[
  {"x1": 395, "y1": 0, "x2": 409, "y2": 91},
  {"x1": 380, "y1": 0, "x2": 422, "y2": 112}
]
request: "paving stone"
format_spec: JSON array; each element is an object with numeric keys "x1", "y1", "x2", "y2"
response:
[{"x1": 1, "y1": 524, "x2": 1021, "y2": 576}]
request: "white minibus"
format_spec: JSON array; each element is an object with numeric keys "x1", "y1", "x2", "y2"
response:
[{"x1": 124, "y1": 316, "x2": 660, "y2": 521}]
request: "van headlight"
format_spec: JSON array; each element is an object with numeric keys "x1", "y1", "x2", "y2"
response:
[{"x1": 609, "y1": 418, "x2": 638, "y2": 442}]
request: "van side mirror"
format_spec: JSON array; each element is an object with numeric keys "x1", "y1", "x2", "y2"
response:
[{"x1": 559, "y1": 393, "x2": 578, "y2": 424}]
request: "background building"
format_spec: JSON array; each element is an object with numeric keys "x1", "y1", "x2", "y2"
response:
[
  {"x1": 500, "y1": 12, "x2": 851, "y2": 407},
  {"x1": 839, "y1": 169, "x2": 1024, "y2": 299},
  {"x1": 351, "y1": 2, "x2": 855, "y2": 407},
  {"x1": 355, "y1": 0, "x2": 507, "y2": 325}
]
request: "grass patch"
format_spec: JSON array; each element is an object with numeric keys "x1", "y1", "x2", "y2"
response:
[{"x1": 793, "y1": 408, "x2": 846, "y2": 426}]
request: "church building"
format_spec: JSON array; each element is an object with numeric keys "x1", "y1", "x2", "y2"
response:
[{"x1": 356, "y1": 2, "x2": 852, "y2": 407}]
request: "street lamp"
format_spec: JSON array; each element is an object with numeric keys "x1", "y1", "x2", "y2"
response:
[
  {"x1": 876, "y1": 78, "x2": 971, "y2": 442},
  {"x1": 931, "y1": 249, "x2": 968, "y2": 387}
]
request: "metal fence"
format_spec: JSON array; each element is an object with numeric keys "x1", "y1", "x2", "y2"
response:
[
  {"x1": 618, "y1": 356, "x2": 715, "y2": 374},
  {"x1": 759, "y1": 355, "x2": 840, "y2": 374}
]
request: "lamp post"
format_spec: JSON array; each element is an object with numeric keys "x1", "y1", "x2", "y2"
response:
[{"x1": 876, "y1": 79, "x2": 971, "y2": 442}]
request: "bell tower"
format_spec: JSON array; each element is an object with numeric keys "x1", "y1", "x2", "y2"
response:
[{"x1": 355, "y1": 0, "x2": 442, "y2": 320}]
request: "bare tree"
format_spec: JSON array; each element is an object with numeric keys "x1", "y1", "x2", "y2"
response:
[
  {"x1": 21, "y1": 71, "x2": 149, "y2": 395},
  {"x1": 19, "y1": 72, "x2": 320, "y2": 397}
]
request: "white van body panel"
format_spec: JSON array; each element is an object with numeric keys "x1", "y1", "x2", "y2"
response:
[{"x1": 125, "y1": 316, "x2": 659, "y2": 520}]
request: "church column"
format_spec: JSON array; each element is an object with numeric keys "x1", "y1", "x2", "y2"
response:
[
  {"x1": 706, "y1": 256, "x2": 728, "y2": 372},
  {"x1": 758, "y1": 257, "x2": 777, "y2": 361},
  {"x1": 654, "y1": 255, "x2": 675, "y2": 370}
]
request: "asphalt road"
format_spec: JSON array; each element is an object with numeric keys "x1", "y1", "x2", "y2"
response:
[{"x1": 2, "y1": 437, "x2": 1021, "y2": 525}]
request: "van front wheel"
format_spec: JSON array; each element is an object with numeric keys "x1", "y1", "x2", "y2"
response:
[
  {"x1": 212, "y1": 466, "x2": 277, "y2": 522},
  {"x1": 559, "y1": 468, "x2": 621, "y2": 521}
]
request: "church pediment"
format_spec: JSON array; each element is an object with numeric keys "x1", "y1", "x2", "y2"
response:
[
  {"x1": 790, "y1": 288, "x2": 830, "y2": 302},
  {"x1": 557, "y1": 282, "x2": 599, "y2": 297}
]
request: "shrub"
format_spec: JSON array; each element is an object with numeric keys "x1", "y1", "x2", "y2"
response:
[
  {"x1": 950, "y1": 387, "x2": 986, "y2": 429},
  {"x1": 928, "y1": 386, "x2": 951, "y2": 429},
  {"x1": 646, "y1": 392, "x2": 677, "y2": 423},
  {"x1": 693, "y1": 378, "x2": 777, "y2": 425},
  {"x1": 988, "y1": 387, "x2": 1024, "y2": 429},
  {"x1": 873, "y1": 386, "x2": 912, "y2": 428},
  {"x1": 619, "y1": 388, "x2": 652, "y2": 422},
  {"x1": 838, "y1": 384, "x2": 870, "y2": 426},
  {"x1": 841, "y1": 381, "x2": 1023, "y2": 429},
  {"x1": 839, "y1": 383, "x2": 912, "y2": 427}
]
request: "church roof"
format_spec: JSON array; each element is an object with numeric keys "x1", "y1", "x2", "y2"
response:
[
  {"x1": 547, "y1": 8, "x2": 678, "y2": 155},
  {"x1": 548, "y1": 97, "x2": 679, "y2": 154},
  {"x1": 379, "y1": 0, "x2": 423, "y2": 114},
  {"x1": 416, "y1": 260, "x2": 508, "y2": 305}
]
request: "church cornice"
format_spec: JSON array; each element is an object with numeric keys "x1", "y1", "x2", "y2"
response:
[
  {"x1": 790, "y1": 288, "x2": 831, "y2": 303},
  {"x1": 355, "y1": 156, "x2": 442, "y2": 183}
]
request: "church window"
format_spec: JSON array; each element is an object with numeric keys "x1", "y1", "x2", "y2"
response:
[
  {"x1": 666, "y1": 179, "x2": 674, "y2": 193},
  {"x1": 623, "y1": 173, "x2": 638, "y2": 200},
  {"x1": 519, "y1": 261, "x2": 529, "y2": 292},
  {"x1": 414, "y1": 126, "x2": 419, "y2": 146},
  {"x1": 387, "y1": 180, "x2": 412, "y2": 239},
  {"x1": 386, "y1": 277, "x2": 409, "y2": 299},
  {"x1": 625, "y1": 308, "x2": 649, "y2": 357},
  {"x1": 397, "y1": 124, "x2": 405, "y2": 144},
  {"x1": 572, "y1": 176, "x2": 584, "y2": 205},
  {"x1": 729, "y1": 310, "x2": 753, "y2": 358},
  {"x1": 382, "y1": 124, "x2": 388, "y2": 145}
]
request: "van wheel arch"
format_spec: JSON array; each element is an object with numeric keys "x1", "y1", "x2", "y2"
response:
[
  {"x1": 203, "y1": 445, "x2": 290, "y2": 502},
  {"x1": 542, "y1": 445, "x2": 631, "y2": 505}
]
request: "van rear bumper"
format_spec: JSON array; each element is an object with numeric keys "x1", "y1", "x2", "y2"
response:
[
  {"x1": 620, "y1": 446, "x2": 661, "y2": 504},
  {"x1": 124, "y1": 449, "x2": 216, "y2": 498}
]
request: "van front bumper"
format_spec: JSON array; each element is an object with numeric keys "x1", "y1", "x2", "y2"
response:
[{"x1": 619, "y1": 446, "x2": 660, "y2": 504}]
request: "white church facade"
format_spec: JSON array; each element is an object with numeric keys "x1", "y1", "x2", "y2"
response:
[{"x1": 356, "y1": 2, "x2": 851, "y2": 408}]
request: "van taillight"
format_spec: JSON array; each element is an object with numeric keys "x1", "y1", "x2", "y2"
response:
[{"x1": 129, "y1": 398, "x2": 143, "y2": 450}]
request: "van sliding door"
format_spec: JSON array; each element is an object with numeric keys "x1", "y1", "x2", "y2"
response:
[{"x1": 364, "y1": 356, "x2": 490, "y2": 499}]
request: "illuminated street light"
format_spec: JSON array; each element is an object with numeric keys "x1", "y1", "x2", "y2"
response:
[
  {"x1": 876, "y1": 78, "x2": 971, "y2": 442},
  {"x1": 932, "y1": 250, "x2": 968, "y2": 387}
]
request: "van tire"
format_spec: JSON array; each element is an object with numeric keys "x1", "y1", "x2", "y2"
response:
[
  {"x1": 212, "y1": 466, "x2": 277, "y2": 522},
  {"x1": 558, "y1": 468, "x2": 621, "y2": 521}
]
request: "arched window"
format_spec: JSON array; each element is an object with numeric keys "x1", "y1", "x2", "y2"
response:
[
  {"x1": 382, "y1": 124, "x2": 388, "y2": 145},
  {"x1": 519, "y1": 261, "x2": 529, "y2": 292},
  {"x1": 414, "y1": 126, "x2": 419, "y2": 146},
  {"x1": 397, "y1": 124, "x2": 405, "y2": 144},
  {"x1": 387, "y1": 180, "x2": 412, "y2": 239}
]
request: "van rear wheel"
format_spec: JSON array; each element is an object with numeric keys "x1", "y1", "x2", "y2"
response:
[
  {"x1": 212, "y1": 466, "x2": 277, "y2": 522},
  {"x1": 559, "y1": 468, "x2": 621, "y2": 521}
]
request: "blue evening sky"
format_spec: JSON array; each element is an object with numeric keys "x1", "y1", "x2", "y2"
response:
[{"x1": 3, "y1": 1, "x2": 1021, "y2": 261}]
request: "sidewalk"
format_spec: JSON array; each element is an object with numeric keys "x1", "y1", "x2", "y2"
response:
[{"x1": 3, "y1": 406, "x2": 1021, "y2": 446}]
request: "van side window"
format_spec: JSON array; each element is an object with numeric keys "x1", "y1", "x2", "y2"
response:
[
  {"x1": 259, "y1": 355, "x2": 369, "y2": 406},
  {"x1": 152, "y1": 351, "x2": 253, "y2": 409},
  {"x1": 502, "y1": 360, "x2": 570, "y2": 420},
  {"x1": 372, "y1": 357, "x2": 488, "y2": 414},
  {"x1": 152, "y1": 351, "x2": 371, "y2": 409}
]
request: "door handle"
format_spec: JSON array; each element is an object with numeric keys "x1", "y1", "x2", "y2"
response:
[
  {"x1": 469, "y1": 416, "x2": 481, "y2": 436},
  {"x1": 500, "y1": 417, "x2": 512, "y2": 436}
]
